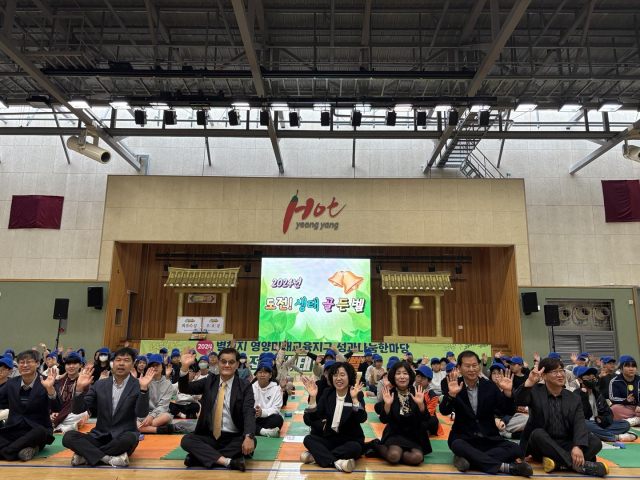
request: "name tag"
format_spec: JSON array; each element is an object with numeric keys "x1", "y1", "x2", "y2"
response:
[{"x1": 344, "y1": 402, "x2": 353, "y2": 407}]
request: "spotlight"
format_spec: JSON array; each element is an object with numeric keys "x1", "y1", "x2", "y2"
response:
[
  {"x1": 416, "y1": 111, "x2": 427, "y2": 126},
  {"x1": 320, "y1": 111, "x2": 331, "y2": 126},
  {"x1": 164, "y1": 109, "x2": 177, "y2": 125},
  {"x1": 435, "y1": 104, "x2": 452, "y2": 112},
  {"x1": 385, "y1": 110, "x2": 397, "y2": 126},
  {"x1": 244, "y1": 262, "x2": 251, "y2": 273},
  {"x1": 150, "y1": 102, "x2": 170, "y2": 110},
  {"x1": 351, "y1": 110, "x2": 362, "y2": 127},
  {"x1": 69, "y1": 97, "x2": 91, "y2": 109},
  {"x1": 196, "y1": 110, "x2": 208, "y2": 126},
  {"x1": 289, "y1": 111, "x2": 300, "y2": 127},
  {"x1": 109, "y1": 99, "x2": 130, "y2": 110},
  {"x1": 217, "y1": 262, "x2": 224, "y2": 269},
  {"x1": 164, "y1": 263, "x2": 170, "y2": 272},
  {"x1": 260, "y1": 109, "x2": 270, "y2": 126},
  {"x1": 428, "y1": 264, "x2": 436, "y2": 272},
  {"x1": 134, "y1": 109, "x2": 147, "y2": 126},
  {"x1": 598, "y1": 101, "x2": 622, "y2": 113},
  {"x1": 478, "y1": 110, "x2": 490, "y2": 126},
  {"x1": 448, "y1": 110, "x2": 459, "y2": 126},
  {"x1": 228, "y1": 109, "x2": 240, "y2": 126},
  {"x1": 559, "y1": 101, "x2": 581, "y2": 113},
  {"x1": 455, "y1": 264, "x2": 463, "y2": 275},
  {"x1": 190, "y1": 262, "x2": 198, "y2": 269},
  {"x1": 515, "y1": 100, "x2": 537, "y2": 112},
  {"x1": 375, "y1": 264, "x2": 381, "y2": 274},
  {"x1": 402, "y1": 265, "x2": 409, "y2": 272}
]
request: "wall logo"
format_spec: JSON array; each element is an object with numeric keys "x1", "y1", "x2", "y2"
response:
[{"x1": 282, "y1": 190, "x2": 346, "y2": 233}]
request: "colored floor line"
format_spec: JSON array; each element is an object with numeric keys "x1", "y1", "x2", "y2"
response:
[{"x1": 0, "y1": 463, "x2": 638, "y2": 478}]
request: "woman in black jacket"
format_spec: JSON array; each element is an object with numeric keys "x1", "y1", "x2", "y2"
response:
[
  {"x1": 368, "y1": 361, "x2": 431, "y2": 465},
  {"x1": 300, "y1": 362, "x2": 367, "y2": 473}
]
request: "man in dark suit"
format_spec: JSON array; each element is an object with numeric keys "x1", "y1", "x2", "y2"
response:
[
  {"x1": 0, "y1": 350, "x2": 61, "y2": 461},
  {"x1": 62, "y1": 347, "x2": 154, "y2": 467},
  {"x1": 179, "y1": 347, "x2": 256, "y2": 471},
  {"x1": 439, "y1": 350, "x2": 532, "y2": 477},
  {"x1": 515, "y1": 357, "x2": 608, "y2": 477}
]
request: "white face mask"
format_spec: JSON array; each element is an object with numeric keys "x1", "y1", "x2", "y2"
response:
[
  {"x1": 99, "y1": 355, "x2": 108, "y2": 362},
  {"x1": 109, "y1": 361, "x2": 114, "y2": 369},
  {"x1": 198, "y1": 362, "x2": 208, "y2": 370},
  {"x1": 240, "y1": 358, "x2": 246, "y2": 364}
]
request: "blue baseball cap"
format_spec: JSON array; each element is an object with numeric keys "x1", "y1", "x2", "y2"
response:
[
  {"x1": 146, "y1": 352, "x2": 153, "y2": 358},
  {"x1": 445, "y1": 363, "x2": 457, "y2": 373},
  {"x1": 148, "y1": 354, "x2": 164, "y2": 365},
  {"x1": 65, "y1": 352, "x2": 83, "y2": 363},
  {"x1": 135, "y1": 356, "x2": 148, "y2": 363},
  {"x1": 373, "y1": 354, "x2": 383, "y2": 361},
  {"x1": 620, "y1": 355, "x2": 636, "y2": 365},
  {"x1": 133, "y1": 349, "x2": 139, "y2": 356},
  {"x1": 430, "y1": 358, "x2": 441, "y2": 365},
  {"x1": 170, "y1": 349, "x2": 180, "y2": 358},
  {"x1": 46, "y1": 352, "x2": 58, "y2": 359},
  {"x1": 386, "y1": 359, "x2": 397, "y2": 369},
  {"x1": 324, "y1": 349, "x2": 336, "y2": 358},
  {"x1": 324, "y1": 360, "x2": 336, "y2": 371},
  {"x1": 508, "y1": 356, "x2": 524, "y2": 366},
  {"x1": 159, "y1": 348, "x2": 168, "y2": 354},
  {"x1": 4, "y1": 349, "x2": 15, "y2": 357},
  {"x1": 364, "y1": 349, "x2": 372, "y2": 356},
  {"x1": 490, "y1": 362, "x2": 506, "y2": 372},
  {"x1": 98, "y1": 347, "x2": 110, "y2": 355},
  {"x1": 389, "y1": 356, "x2": 400, "y2": 363},
  {"x1": 502, "y1": 356, "x2": 511, "y2": 362},
  {"x1": 0, "y1": 357, "x2": 14, "y2": 369},
  {"x1": 256, "y1": 362, "x2": 273, "y2": 372},
  {"x1": 580, "y1": 352, "x2": 590, "y2": 358},
  {"x1": 446, "y1": 351, "x2": 455, "y2": 357},
  {"x1": 601, "y1": 356, "x2": 615, "y2": 364},
  {"x1": 577, "y1": 356, "x2": 588, "y2": 362},
  {"x1": 240, "y1": 352, "x2": 247, "y2": 358},
  {"x1": 77, "y1": 348, "x2": 85, "y2": 355},
  {"x1": 405, "y1": 351, "x2": 413, "y2": 356},
  {"x1": 265, "y1": 352, "x2": 276, "y2": 360},
  {"x1": 548, "y1": 352, "x2": 561, "y2": 360},
  {"x1": 574, "y1": 366, "x2": 598, "y2": 378},
  {"x1": 416, "y1": 365, "x2": 433, "y2": 379},
  {"x1": 198, "y1": 356, "x2": 209, "y2": 363}
]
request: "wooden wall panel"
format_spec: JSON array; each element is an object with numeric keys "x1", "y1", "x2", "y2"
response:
[{"x1": 104, "y1": 243, "x2": 523, "y2": 355}]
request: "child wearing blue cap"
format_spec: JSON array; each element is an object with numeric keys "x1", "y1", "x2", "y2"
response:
[
  {"x1": 357, "y1": 349, "x2": 374, "y2": 386},
  {"x1": 597, "y1": 357, "x2": 617, "y2": 399},
  {"x1": 365, "y1": 354, "x2": 385, "y2": 396},
  {"x1": 0, "y1": 357, "x2": 12, "y2": 426},
  {"x1": 253, "y1": 362, "x2": 284, "y2": 438},
  {"x1": 137, "y1": 354, "x2": 175, "y2": 435},
  {"x1": 53, "y1": 352, "x2": 90, "y2": 434},
  {"x1": 609, "y1": 356, "x2": 640, "y2": 425},
  {"x1": 92, "y1": 347, "x2": 111, "y2": 385}
]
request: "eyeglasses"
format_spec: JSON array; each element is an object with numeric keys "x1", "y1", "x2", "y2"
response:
[
  {"x1": 18, "y1": 360, "x2": 35, "y2": 366},
  {"x1": 546, "y1": 369, "x2": 566, "y2": 376},
  {"x1": 219, "y1": 360, "x2": 237, "y2": 366}
]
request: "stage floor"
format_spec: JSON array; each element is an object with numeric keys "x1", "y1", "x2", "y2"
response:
[{"x1": 2, "y1": 383, "x2": 640, "y2": 479}]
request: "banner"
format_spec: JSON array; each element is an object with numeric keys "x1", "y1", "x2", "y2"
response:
[
  {"x1": 176, "y1": 316, "x2": 202, "y2": 333},
  {"x1": 259, "y1": 258, "x2": 371, "y2": 343},
  {"x1": 140, "y1": 340, "x2": 491, "y2": 373}
]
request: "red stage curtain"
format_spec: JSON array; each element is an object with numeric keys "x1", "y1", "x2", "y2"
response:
[
  {"x1": 8, "y1": 195, "x2": 64, "y2": 229},
  {"x1": 601, "y1": 180, "x2": 640, "y2": 222}
]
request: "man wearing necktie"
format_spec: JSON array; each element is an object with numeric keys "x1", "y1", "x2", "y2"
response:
[{"x1": 179, "y1": 347, "x2": 256, "y2": 471}]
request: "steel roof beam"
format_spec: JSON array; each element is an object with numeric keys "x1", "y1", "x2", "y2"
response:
[
  {"x1": 230, "y1": 0, "x2": 283, "y2": 173},
  {"x1": 569, "y1": 118, "x2": 640, "y2": 174},
  {"x1": 426, "y1": 0, "x2": 531, "y2": 171}
]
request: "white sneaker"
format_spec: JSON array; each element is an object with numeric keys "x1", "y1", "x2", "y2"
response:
[
  {"x1": 108, "y1": 452, "x2": 130, "y2": 467},
  {"x1": 71, "y1": 454, "x2": 87, "y2": 466},
  {"x1": 300, "y1": 451, "x2": 316, "y2": 464},
  {"x1": 334, "y1": 459, "x2": 355, "y2": 473},
  {"x1": 626, "y1": 417, "x2": 640, "y2": 427},
  {"x1": 263, "y1": 427, "x2": 280, "y2": 437},
  {"x1": 617, "y1": 432, "x2": 638, "y2": 442},
  {"x1": 67, "y1": 421, "x2": 80, "y2": 432}
]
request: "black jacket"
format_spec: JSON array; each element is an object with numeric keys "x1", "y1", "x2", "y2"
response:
[
  {"x1": 439, "y1": 377, "x2": 516, "y2": 445},
  {"x1": 178, "y1": 372, "x2": 256, "y2": 437},
  {"x1": 576, "y1": 387, "x2": 613, "y2": 428},
  {"x1": 304, "y1": 387, "x2": 367, "y2": 445},
  {"x1": 72, "y1": 376, "x2": 149, "y2": 439},
  {"x1": 0, "y1": 375, "x2": 62, "y2": 444},
  {"x1": 514, "y1": 383, "x2": 589, "y2": 458},
  {"x1": 374, "y1": 386, "x2": 433, "y2": 454}
]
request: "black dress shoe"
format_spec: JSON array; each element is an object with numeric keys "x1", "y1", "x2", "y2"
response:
[
  {"x1": 184, "y1": 454, "x2": 203, "y2": 468},
  {"x1": 229, "y1": 457, "x2": 246, "y2": 472}
]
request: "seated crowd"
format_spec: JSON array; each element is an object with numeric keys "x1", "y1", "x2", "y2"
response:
[{"x1": 0, "y1": 341, "x2": 638, "y2": 477}]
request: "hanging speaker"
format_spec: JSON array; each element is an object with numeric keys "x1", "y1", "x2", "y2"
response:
[
  {"x1": 53, "y1": 298, "x2": 69, "y2": 320},
  {"x1": 88, "y1": 287, "x2": 103, "y2": 309},
  {"x1": 544, "y1": 305, "x2": 560, "y2": 326},
  {"x1": 196, "y1": 110, "x2": 208, "y2": 126},
  {"x1": 521, "y1": 292, "x2": 538, "y2": 315}
]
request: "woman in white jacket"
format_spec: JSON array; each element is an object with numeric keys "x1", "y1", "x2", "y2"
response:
[{"x1": 253, "y1": 361, "x2": 284, "y2": 438}]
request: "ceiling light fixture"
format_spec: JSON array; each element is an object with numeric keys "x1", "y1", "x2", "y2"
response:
[
  {"x1": 515, "y1": 100, "x2": 537, "y2": 112},
  {"x1": 470, "y1": 103, "x2": 490, "y2": 112},
  {"x1": 150, "y1": 102, "x2": 170, "y2": 110},
  {"x1": 109, "y1": 99, "x2": 130, "y2": 110},
  {"x1": 69, "y1": 97, "x2": 91, "y2": 109},
  {"x1": 270, "y1": 103, "x2": 289, "y2": 111},
  {"x1": 313, "y1": 103, "x2": 331, "y2": 111},
  {"x1": 231, "y1": 102, "x2": 251, "y2": 111},
  {"x1": 394, "y1": 104, "x2": 413, "y2": 112},
  {"x1": 559, "y1": 101, "x2": 582, "y2": 113},
  {"x1": 434, "y1": 104, "x2": 452, "y2": 112},
  {"x1": 598, "y1": 101, "x2": 622, "y2": 112}
]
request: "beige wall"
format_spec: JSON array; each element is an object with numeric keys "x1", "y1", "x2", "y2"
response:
[{"x1": 98, "y1": 176, "x2": 530, "y2": 285}]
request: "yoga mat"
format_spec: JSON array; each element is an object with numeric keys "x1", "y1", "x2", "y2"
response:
[
  {"x1": 597, "y1": 443, "x2": 640, "y2": 468},
  {"x1": 162, "y1": 437, "x2": 283, "y2": 462},
  {"x1": 34, "y1": 436, "x2": 67, "y2": 458}
]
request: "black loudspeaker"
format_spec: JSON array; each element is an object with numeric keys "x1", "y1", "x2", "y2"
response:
[
  {"x1": 134, "y1": 109, "x2": 147, "y2": 126},
  {"x1": 416, "y1": 111, "x2": 427, "y2": 126},
  {"x1": 521, "y1": 292, "x2": 538, "y2": 315},
  {"x1": 320, "y1": 111, "x2": 331, "y2": 126},
  {"x1": 196, "y1": 110, "x2": 208, "y2": 126},
  {"x1": 53, "y1": 298, "x2": 69, "y2": 320},
  {"x1": 88, "y1": 287, "x2": 103, "y2": 309},
  {"x1": 544, "y1": 304, "x2": 561, "y2": 326}
]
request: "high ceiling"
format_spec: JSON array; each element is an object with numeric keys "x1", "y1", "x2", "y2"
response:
[{"x1": 0, "y1": 0, "x2": 639, "y2": 106}]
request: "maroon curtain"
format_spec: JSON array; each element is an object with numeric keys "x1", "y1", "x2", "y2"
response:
[
  {"x1": 601, "y1": 180, "x2": 640, "y2": 222},
  {"x1": 8, "y1": 195, "x2": 64, "y2": 229}
]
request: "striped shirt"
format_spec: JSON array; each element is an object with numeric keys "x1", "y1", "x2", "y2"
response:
[{"x1": 112, "y1": 375, "x2": 130, "y2": 415}]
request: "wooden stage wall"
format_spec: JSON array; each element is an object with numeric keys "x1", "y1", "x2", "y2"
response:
[{"x1": 103, "y1": 244, "x2": 523, "y2": 356}]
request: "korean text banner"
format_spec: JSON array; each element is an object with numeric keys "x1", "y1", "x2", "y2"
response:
[{"x1": 259, "y1": 258, "x2": 371, "y2": 342}]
